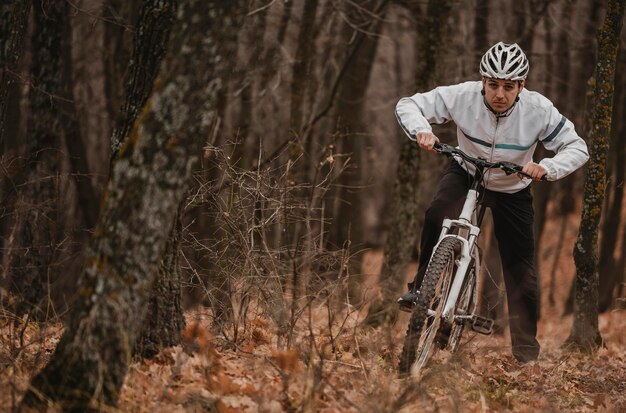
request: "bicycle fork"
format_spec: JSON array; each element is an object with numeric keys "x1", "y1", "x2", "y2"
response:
[{"x1": 431, "y1": 188, "x2": 495, "y2": 335}]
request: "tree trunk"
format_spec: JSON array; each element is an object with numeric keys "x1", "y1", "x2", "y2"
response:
[
  {"x1": 259, "y1": 0, "x2": 293, "y2": 93},
  {"x1": 134, "y1": 203, "x2": 185, "y2": 359},
  {"x1": 563, "y1": 0, "x2": 604, "y2": 316},
  {"x1": 289, "y1": 0, "x2": 319, "y2": 137},
  {"x1": 565, "y1": 0, "x2": 625, "y2": 353},
  {"x1": 19, "y1": 1, "x2": 225, "y2": 410},
  {"x1": 190, "y1": 1, "x2": 246, "y2": 328},
  {"x1": 6, "y1": 0, "x2": 68, "y2": 319},
  {"x1": 0, "y1": 0, "x2": 30, "y2": 153},
  {"x1": 102, "y1": 0, "x2": 138, "y2": 138},
  {"x1": 474, "y1": 0, "x2": 488, "y2": 53},
  {"x1": 0, "y1": 0, "x2": 30, "y2": 288},
  {"x1": 328, "y1": 0, "x2": 387, "y2": 307},
  {"x1": 61, "y1": 5, "x2": 100, "y2": 230},
  {"x1": 234, "y1": 0, "x2": 267, "y2": 170},
  {"x1": 365, "y1": 0, "x2": 451, "y2": 325},
  {"x1": 598, "y1": 47, "x2": 626, "y2": 311},
  {"x1": 109, "y1": 0, "x2": 176, "y2": 164},
  {"x1": 514, "y1": 0, "x2": 552, "y2": 52},
  {"x1": 324, "y1": 0, "x2": 389, "y2": 250},
  {"x1": 563, "y1": 75, "x2": 596, "y2": 316},
  {"x1": 535, "y1": 0, "x2": 576, "y2": 315}
]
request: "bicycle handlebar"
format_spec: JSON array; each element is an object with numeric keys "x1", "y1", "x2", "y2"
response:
[{"x1": 433, "y1": 142, "x2": 547, "y2": 181}]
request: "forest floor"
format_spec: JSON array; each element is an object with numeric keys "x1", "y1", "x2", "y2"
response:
[{"x1": 1, "y1": 211, "x2": 625, "y2": 412}]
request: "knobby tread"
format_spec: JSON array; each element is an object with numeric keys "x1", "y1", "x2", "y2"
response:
[
  {"x1": 446, "y1": 263, "x2": 476, "y2": 351},
  {"x1": 399, "y1": 237, "x2": 462, "y2": 376}
]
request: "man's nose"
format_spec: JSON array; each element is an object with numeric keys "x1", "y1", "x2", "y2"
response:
[{"x1": 496, "y1": 87, "x2": 505, "y2": 98}]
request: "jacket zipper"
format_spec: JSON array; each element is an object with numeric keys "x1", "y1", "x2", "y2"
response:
[{"x1": 485, "y1": 115, "x2": 499, "y2": 188}]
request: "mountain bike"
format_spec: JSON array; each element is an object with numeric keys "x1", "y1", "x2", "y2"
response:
[{"x1": 398, "y1": 142, "x2": 541, "y2": 377}]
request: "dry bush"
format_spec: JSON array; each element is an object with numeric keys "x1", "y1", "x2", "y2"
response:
[{"x1": 180, "y1": 142, "x2": 357, "y2": 350}]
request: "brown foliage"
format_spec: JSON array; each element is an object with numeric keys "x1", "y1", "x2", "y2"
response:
[{"x1": 3, "y1": 274, "x2": 625, "y2": 412}]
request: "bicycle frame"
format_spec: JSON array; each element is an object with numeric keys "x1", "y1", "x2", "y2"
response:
[
  {"x1": 438, "y1": 201, "x2": 480, "y2": 322},
  {"x1": 428, "y1": 161, "x2": 488, "y2": 327}
]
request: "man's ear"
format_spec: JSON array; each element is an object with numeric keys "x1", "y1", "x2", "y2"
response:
[{"x1": 519, "y1": 79, "x2": 526, "y2": 91}]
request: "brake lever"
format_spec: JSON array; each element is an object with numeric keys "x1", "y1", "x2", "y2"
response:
[
  {"x1": 434, "y1": 142, "x2": 454, "y2": 155},
  {"x1": 499, "y1": 161, "x2": 521, "y2": 176},
  {"x1": 499, "y1": 161, "x2": 547, "y2": 181}
]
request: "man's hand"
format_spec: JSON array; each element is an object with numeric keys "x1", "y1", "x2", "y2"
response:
[
  {"x1": 522, "y1": 161, "x2": 547, "y2": 181},
  {"x1": 416, "y1": 132, "x2": 440, "y2": 152}
]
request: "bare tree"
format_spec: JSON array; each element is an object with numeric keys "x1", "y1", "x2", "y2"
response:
[
  {"x1": 561, "y1": 0, "x2": 604, "y2": 315},
  {"x1": 19, "y1": 1, "x2": 227, "y2": 409},
  {"x1": 6, "y1": 0, "x2": 68, "y2": 319},
  {"x1": 102, "y1": 0, "x2": 138, "y2": 134},
  {"x1": 565, "y1": 0, "x2": 625, "y2": 352},
  {"x1": 326, "y1": 0, "x2": 389, "y2": 306},
  {"x1": 0, "y1": 0, "x2": 30, "y2": 294},
  {"x1": 366, "y1": 0, "x2": 451, "y2": 325},
  {"x1": 108, "y1": 0, "x2": 179, "y2": 359},
  {"x1": 134, "y1": 203, "x2": 184, "y2": 359},
  {"x1": 534, "y1": 0, "x2": 576, "y2": 315},
  {"x1": 597, "y1": 45, "x2": 626, "y2": 312},
  {"x1": 109, "y1": 0, "x2": 176, "y2": 164},
  {"x1": 0, "y1": 0, "x2": 30, "y2": 152}
]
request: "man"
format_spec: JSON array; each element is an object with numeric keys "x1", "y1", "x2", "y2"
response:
[{"x1": 394, "y1": 42, "x2": 589, "y2": 362}]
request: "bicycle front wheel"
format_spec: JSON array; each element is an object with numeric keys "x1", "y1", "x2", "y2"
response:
[
  {"x1": 399, "y1": 237, "x2": 461, "y2": 376},
  {"x1": 446, "y1": 263, "x2": 477, "y2": 352}
]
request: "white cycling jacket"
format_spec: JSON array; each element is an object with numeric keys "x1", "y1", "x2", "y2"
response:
[{"x1": 395, "y1": 81, "x2": 589, "y2": 193}]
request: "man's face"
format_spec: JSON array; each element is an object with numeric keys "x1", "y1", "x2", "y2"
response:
[{"x1": 482, "y1": 77, "x2": 525, "y2": 113}]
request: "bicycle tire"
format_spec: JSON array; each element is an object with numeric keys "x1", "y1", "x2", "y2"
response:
[
  {"x1": 398, "y1": 237, "x2": 461, "y2": 376},
  {"x1": 446, "y1": 263, "x2": 477, "y2": 351}
]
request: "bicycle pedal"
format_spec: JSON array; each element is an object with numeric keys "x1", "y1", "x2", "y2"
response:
[{"x1": 471, "y1": 315, "x2": 494, "y2": 335}]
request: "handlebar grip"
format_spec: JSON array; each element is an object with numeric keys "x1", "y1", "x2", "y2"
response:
[
  {"x1": 499, "y1": 161, "x2": 548, "y2": 181},
  {"x1": 434, "y1": 142, "x2": 455, "y2": 154}
]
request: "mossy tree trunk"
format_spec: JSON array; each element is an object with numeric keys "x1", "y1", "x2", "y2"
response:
[
  {"x1": 134, "y1": 204, "x2": 185, "y2": 359},
  {"x1": 107, "y1": 0, "x2": 181, "y2": 360},
  {"x1": 109, "y1": 0, "x2": 176, "y2": 165},
  {"x1": 19, "y1": 1, "x2": 225, "y2": 410},
  {"x1": 365, "y1": 0, "x2": 451, "y2": 325},
  {"x1": 598, "y1": 48, "x2": 626, "y2": 312},
  {"x1": 565, "y1": 0, "x2": 625, "y2": 352}
]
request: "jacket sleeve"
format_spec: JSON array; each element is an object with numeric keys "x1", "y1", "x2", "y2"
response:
[
  {"x1": 538, "y1": 106, "x2": 589, "y2": 180},
  {"x1": 395, "y1": 86, "x2": 454, "y2": 141}
]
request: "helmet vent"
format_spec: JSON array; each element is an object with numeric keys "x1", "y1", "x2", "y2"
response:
[{"x1": 479, "y1": 41, "x2": 529, "y2": 80}]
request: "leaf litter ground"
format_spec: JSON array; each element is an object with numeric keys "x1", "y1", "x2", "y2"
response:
[{"x1": 1, "y1": 212, "x2": 625, "y2": 412}]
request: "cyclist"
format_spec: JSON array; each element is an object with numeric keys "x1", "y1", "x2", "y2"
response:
[{"x1": 394, "y1": 41, "x2": 589, "y2": 363}]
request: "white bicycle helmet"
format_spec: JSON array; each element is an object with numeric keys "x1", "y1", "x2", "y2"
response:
[{"x1": 479, "y1": 42, "x2": 529, "y2": 80}]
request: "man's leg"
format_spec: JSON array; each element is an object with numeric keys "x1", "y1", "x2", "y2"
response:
[
  {"x1": 492, "y1": 186, "x2": 540, "y2": 362},
  {"x1": 398, "y1": 160, "x2": 470, "y2": 310}
]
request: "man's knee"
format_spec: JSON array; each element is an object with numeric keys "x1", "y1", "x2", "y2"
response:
[{"x1": 424, "y1": 201, "x2": 455, "y2": 226}]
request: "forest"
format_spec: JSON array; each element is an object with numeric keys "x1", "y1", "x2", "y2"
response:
[{"x1": 0, "y1": 0, "x2": 625, "y2": 411}]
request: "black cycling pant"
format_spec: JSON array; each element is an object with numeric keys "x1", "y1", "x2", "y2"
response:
[{"x1": 409, "y1": 160, "x2": 540, "y2": 362}]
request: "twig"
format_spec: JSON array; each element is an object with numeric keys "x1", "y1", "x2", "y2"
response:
[{"x1": 247, "y1": 0, "x2": 276, "y2": 16}]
